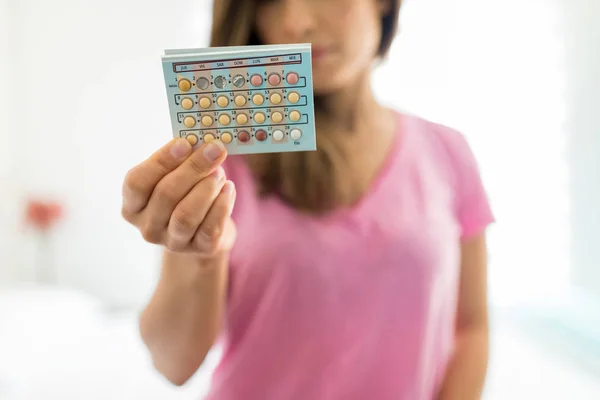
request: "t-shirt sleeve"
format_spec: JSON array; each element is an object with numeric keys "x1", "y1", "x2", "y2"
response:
[{"x1": 441, "y1": 127, "x2": 495, "y2": 239}]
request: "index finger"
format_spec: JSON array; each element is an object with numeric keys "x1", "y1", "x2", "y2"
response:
[{"x1": 122, "y1": 138, "x2": 192, "y2": 216}]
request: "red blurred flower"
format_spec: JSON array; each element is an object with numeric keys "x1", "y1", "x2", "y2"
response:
[{"x1": 24, "y1": 199, "x2": 64, "y2": 232}]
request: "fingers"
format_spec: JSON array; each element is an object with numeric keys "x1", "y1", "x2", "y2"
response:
[
  {"x1": 140, "y1": 140, "x2": 228, "y2": 236},
  {"x1": 162, "y1": 171, "x2": 228, "y2": 251},
  {"x1": 122, "y1": 139, "x2": 227, "y2": 225},
  {"x1": 193, "y1": 180, "x2": 236, "y2": 255},
  {"x1": 122, "y1": 138, "x2": 192, "y2": 218},
  {"x1": 122, "y1": 136, "x2": 235, "y2": 255}
]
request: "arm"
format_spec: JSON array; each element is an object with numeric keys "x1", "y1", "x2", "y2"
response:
[
  {"x1": 139, "y1": 249, "x2": 229, "y2": 386},
  {"x1": 121, "y1": 138, "x2": 237, "y2": 386},
  {"x1": 436, "y1": 232, "x2": 490, "y2": 400}
]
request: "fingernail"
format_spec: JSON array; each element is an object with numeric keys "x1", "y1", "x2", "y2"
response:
[
  {"x1": 223, "y1": 180, "x2": 235, "y2": 194},
  {"x1": 213, "y1": 166, "x2": 226, "y2": 181},
  {"x1": 170, "y1": 139, "x2": 191, "y2": 159},
  {"x1": 203, "y1": 141, "x2": 224, "y2": 162}
]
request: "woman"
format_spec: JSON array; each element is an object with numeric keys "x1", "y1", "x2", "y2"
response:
[{"x1": 121, "y1": 0, "x2": 495, "y2": 398}]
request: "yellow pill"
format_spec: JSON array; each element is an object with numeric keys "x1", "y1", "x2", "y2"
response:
[
  {"x1": 287, "y1": 92, "x2": 300, "y2": 104},
  {"x1": 236, "y1": 113, "x2": 248, "y2": 125},
  {"x1": 220, "y1": 132, "x2": 233, "y2": 144},
  {"x1": 199, "y1": 97, "x2": 211, "y2": 109},
  {"x1": 289, "y1": 110, "x2": 301, "y2": 122},
  {"x1": 217, "y1": 96, "x2": 229, "y2": 107},
  {"x1": 201, "y1": 115, "x2": 213, "y2": 127},
  {"x1": 186, "y1": 134, "x2": 198, "y2": 145},
  {"x1": 252, "y1": 94, "x2": 264, "y2": 105},
  {"x1": 270, "y1": 93, "x2": 282, "y2": 105},
  {"x1": 271, "y1": 111, "x2": 283, "y2": 123},
  {"x1": 178, "y1": 79, "x2": 192, "y2": 92},
  {"x1": 254, "y1": 112, "x2": 266, "y2": 124},
  {"x1": 203, "y1": 133, "x2": 215, "y2": 143},
  {"x1": 234, "y1": 95, "x2": 247, "y2": 107},
  {"x1": 218, "y1": 114, "x2": 231, "y2": 125},
  {"x1": 181, "y1": 98, "x2": 194, "y2": 110},
  {"x1": 183, "y1": 116, "x2": 196, "y2": 128}
]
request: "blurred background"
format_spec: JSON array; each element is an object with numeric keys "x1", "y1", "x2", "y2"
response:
[{"x1": 1, "y1": 0, "x2": 599, "y2": 398}]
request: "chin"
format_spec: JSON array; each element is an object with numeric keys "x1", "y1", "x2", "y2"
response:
[
  {"x1": 311, "y1": 54, "x2": 368, "y2": 96},
  {"x1": 312, "y1": 81, "x2": 345, "y2": 96},
  {"x1": 311, "y1": 69, "x2": 352, "y2": 95}
]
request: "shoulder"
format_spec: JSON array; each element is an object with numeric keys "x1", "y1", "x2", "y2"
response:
[
  {"x1": 402, "y1": 112, "x2": 494, "y2": 238},
  {"x1": 404, "y1": 112, "x2": 479, "y2": 173}
]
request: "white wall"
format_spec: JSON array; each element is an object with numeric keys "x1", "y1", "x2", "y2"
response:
[
  {"x1": 0, "y1": 2, "x2": 8, "y2": 158},
  {"x1": 377, "y1": 0, "x2": 572, "y2": 305},
  {"x1": 0, "y1": 0, "x2": 19, "y2": 284},
  {"x1": 3, "y1": 0, "x2": 213, "y2": 307},
  {"x1": 2, "y1": 0, "x2": 599, "y2": 309},
  {"x1": 563, "y1": 0, "x2": 600, "y2": 296}
]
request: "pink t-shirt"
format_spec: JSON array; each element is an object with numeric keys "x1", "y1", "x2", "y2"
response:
[{"x1": 205, "y1": 112, "x2": 494, "y2": 400}]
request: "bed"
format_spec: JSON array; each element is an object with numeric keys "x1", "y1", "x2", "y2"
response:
[
  {"x1": 0, "y1": 284, "x2": 219, "y2": 400},
  {"x1": 1, "y1": 284, "x2": 599, "y2": 400}
]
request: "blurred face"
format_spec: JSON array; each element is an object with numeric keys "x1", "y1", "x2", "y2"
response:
[{"x1": 255, "y1": 0, "x2": 389, "y2": 94}]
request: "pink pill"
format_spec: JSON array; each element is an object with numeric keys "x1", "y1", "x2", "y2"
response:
[
  {"x1": 268, "y1": 73, "x2": 281, "y2": 86},
  {"x1": 238, "y1": 131, "x2": 250, "y2": 143},
  {"x1": 250, "y1": 74, "x2": 263, "y2": 87},
  {"x1": 286, "y1": 72, "x2": 299, "y2": 85},
  {"x1": 255, "y1": 129, "x2": 268, "y2": 141}
]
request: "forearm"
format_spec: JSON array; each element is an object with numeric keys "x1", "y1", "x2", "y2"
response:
[
  {"x1": 436, "y1": 325, "x2": 489, "y2": 400},
  {"x1": 139, "y1": 248, "x2": 229, "y2": 385}
]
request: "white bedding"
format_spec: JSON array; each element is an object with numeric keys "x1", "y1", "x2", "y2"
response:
[
  {"x1": 1, "y1": 285, "x2": 599, "y2": 400},
  {"x1": 0, "y1": 284, "x2": 218, "y2": 400}
]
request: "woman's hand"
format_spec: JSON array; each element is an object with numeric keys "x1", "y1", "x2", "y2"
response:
[{"x1": 121, "y1": 138, "x2": 236, "y2": 259}]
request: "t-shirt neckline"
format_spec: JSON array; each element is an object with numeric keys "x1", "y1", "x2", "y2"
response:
[{"x1": 316, "y1": 110, "x2": 409, "y2": 222}]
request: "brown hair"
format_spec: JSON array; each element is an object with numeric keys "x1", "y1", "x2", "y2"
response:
[{"x1": 211, "y1": 0, "x2": 402, "y2": 213}]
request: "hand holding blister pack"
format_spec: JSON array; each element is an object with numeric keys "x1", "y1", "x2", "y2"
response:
[{"x1": 162, "y1": 44, "x2": 317, "y2": 155}]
